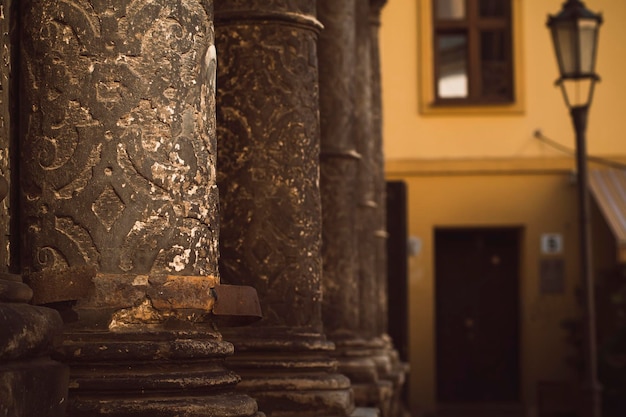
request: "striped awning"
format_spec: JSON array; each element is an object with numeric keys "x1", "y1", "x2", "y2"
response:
[{"x1": 589, "y1": 169, "x2": 626, "y2": 263}]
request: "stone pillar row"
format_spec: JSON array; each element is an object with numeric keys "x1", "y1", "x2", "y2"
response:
[
  {"x1": 369, "y1": 1, "x2": 410, "y2": 416},
  {"x1": 0, "y1": 0, "x2": 406, "y2": 416},
  {"x1": 317, "y1": 0, "x2": 408, "y2": 416}
]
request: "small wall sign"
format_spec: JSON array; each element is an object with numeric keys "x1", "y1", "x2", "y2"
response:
[{"x1": 541, "y1": 233, "x2": 563, "y2": 255}]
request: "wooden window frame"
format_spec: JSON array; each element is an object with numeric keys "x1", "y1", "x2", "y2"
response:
[{"x1": 419, "y1": 0, "x2": 524, "y2": 115}]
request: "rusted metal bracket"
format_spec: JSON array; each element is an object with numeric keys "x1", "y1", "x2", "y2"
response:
[
  {"x1": 25, "y1": 269, "x2": 262, "y2": 326},
  {"x1": 212, "y1": 284, "x2": 262, "y2": 326}
]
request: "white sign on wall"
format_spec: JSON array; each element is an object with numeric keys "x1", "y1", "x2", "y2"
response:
[{"x1": 541, "y1": 233, "x2": 563, "y2": 255}]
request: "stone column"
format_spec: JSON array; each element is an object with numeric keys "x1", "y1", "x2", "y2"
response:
[
  {"x1": 317, "y1": 1, "x2": 383, "y2": 416},
  {"x1": 215, "y1": 2, "x2": 353, "y2": 416},
  {"x1": 352, "y1": 0, "x2": 394, "y2": 415},
  {"x1": 369, "y1": 2, "x2": 409, "y2": 416},
  {"x1": 19, "y1": 1, "x2": 259, "y2": 416},
  {"x1": 0, "y1": 2, "x2": 69, "y2": 415}
]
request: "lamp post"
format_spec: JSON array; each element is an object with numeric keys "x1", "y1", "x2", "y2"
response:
[{"x1": 547, "y1": 1, "x2": 603, "y2": 417}]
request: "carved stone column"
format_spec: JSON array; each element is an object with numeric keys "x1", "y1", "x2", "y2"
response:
[
  {"x1": 369, "y1": 2, "x2": 409, "y2": 416},
  {"x1": 215, "y1": 2, "x2": 353, "y2": 416},
  {"x1": 351, "y1": 0, "x2": 394, "y2": 415},
  {"x1": 19, "y1": 1, "x2": 259, "y2": 416},
  {"x1": 0, "y1": 2, "x2": 69, "y2": 415},
  {"x1": 317, "y1": 1, "x2": 383, "y2": 417},
  {"x1": 0, "y1": 183, "x2": 69, "y2": 417}
]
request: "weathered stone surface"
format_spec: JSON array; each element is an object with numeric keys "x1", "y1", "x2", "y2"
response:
[
  {"x1": 17, "y1": 1, "x2": 261, "y2": 416},
  {"x1": 316, "y1": 1, "x2": 408, "y2": 416},
  {"x1": 0, "y1": 4, "x2": 69, "y2": 416},
  {"x1": 20, "y1": 0, "x2": 219, "y2": 280},
  {"x1": 0, "y1": 358, "x2": 69, "y2": 417},
  {"x1": 0, "y1": 302, "x2": 63, "y2": 360},
  {"x1": 368, "y1": 3, "x2": 410, "y2": 416},
  {"x1": 318, "y1": 0, "x2": 361, "y2": 337},
  {"x1": 215, "y1": 1, "x2": 323, "y2": 330},
  {"x1": 54, "y1": 330, "x2": 260, "y2": 417},
  {"x1": 0, "y1": 0, "x2": 14, "y2": 272},
  {"x1": 0, "y1": 273, "x2": 33, "y2": 303},
  {"x1": 215, "y1": 2, "x2": 354, "y2": 416}
]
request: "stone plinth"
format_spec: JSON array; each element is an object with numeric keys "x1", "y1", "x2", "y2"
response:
[
  {"x1": 19, "y1": 1, "x2": 259, "y2": 415},
  {"x1": 215, "y1": 2, "x2": 353, "y2": 416},
  {"x1": 0, "y1": 273, "x2": 69, "y2": 417}
]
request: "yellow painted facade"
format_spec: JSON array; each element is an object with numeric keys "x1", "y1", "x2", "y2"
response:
[{"x1": 380, "y1": 1, "x2": 626, "y2": 416}]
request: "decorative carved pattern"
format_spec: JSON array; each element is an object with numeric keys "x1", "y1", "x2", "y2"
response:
[
  {"x1": 20, "y1": 0, "x2": 219, "y2": 277},
  {"x1": 215, "y1": 1, "x2": 323, "y2": 328},
  {"x1": 0, "y1": 1, "x2": 13, "y2": 272},
  {"x1": 92, "y1": 185, "x2": 125, "y2": 231}
]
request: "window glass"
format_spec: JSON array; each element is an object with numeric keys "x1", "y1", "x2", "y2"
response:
[
  {"x1": 432, "y1": 0, "x2": 513, "y2": 104},
  {"x1": 480, "y1": 30, "x2": 512, "y2": 99},
  {"x1": 479, "y1": 0, "x2": 509, "y2": 17},
  {"x1": 437, "y1": 34, "x2": 468, "y2": 98},
  {"x1": 436, "y1": 0, "x2": 465, "y2": 20}
]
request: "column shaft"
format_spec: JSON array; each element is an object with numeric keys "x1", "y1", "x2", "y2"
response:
[
  {"x1": 318, "y1": 0, "x2": 360, "y2": 339},
  {"x1": 369, "y1": 2, "x2": 409, "y2": 416},
  {"x1": 317, "y1": 1, "x2": 383, "y2": 416},
  {"x1": 19, "y1": 1, "x2": 258, "y2": 415},
  {"x1": 215, "y1": 2, "x2": 353, "y2": 416}
]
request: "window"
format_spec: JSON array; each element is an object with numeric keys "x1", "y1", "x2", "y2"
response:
[
  {"x1": 418, "y1": 0, "x2": 523, "y2": 114},
  {"x1": 433, "y1": 0, "x2": 513, "y2": 104}
]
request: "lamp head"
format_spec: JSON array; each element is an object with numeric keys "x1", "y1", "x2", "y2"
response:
[{"x1": 547, "y1": 0, "x2": 602, "y2": 108}]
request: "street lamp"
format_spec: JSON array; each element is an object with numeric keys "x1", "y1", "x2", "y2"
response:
[{"x1": 547, "y1": 1, "x2": 603, "y2": 417}]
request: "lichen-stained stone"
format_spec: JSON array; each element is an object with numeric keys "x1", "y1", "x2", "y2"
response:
[
  {"x1": 215, "y1": 0, "x2": 323, "y2": 330},
  {"x1": 316, "y1": 0, "x2": 408, "y2": 415},
  {"x1": 215, "y1": 1, "x2": 354, "y2": 416},
  {"x1": 18, "y1": 1, "x2": 261, "y2": 415},
  {"x1": 318, "y1": 0, "x2": 361, "y2": 339},
  {"x1": 317, "y1": 1, "x2": 385, "y2": 415},
  {"x1": 20, "y1": 0, "x2": 219, "y2": 280},
  {"x1": 368, "y1": 2, "x2": 409, "y2": 416},
  {"x1": 0, "y1": 3, "x2": 69, "y2": 416}
]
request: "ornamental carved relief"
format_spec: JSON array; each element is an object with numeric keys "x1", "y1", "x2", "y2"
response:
[
  {"x1": 215, "y1": 7, "x2": 323, "y2": 328},
  {"x1": 20, "y1": 0, "x2": 218, "y2": 277}
]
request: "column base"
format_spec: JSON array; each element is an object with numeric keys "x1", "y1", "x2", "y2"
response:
[
  {"x1": 0, "y1": 278, "x2": 69, "y2": 417},
  {"x1": 54, "y1": 329, "x2": 261, "y2": 417},
  {"x1": 0, "y1": 358, "x2": 69, "y2": 417},
  {"x1": 351, "y1": 407, "x2": 380, "y2": 417},
  {"x1": 223, "y1": 328, "x2": 354, "y2": 417},
  {"x1": 332, "y1": 336, "x2": 399, "y2": 416}
]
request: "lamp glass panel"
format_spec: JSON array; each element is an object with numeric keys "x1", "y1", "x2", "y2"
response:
[
  {"x1": 437, "y1": 34, "x2": 468, "y2": 98},
  {"x1": 578, "y1": 18, "x2": 598, "y2": 74},
  {"x1": 553, "y1": 22, "x2": 577, "y2": 76},
  {"x1": 561, "y1": 78, "x2": 593, "y2": 108},
  {"x1": 436, "y1": 0, "x2": 465, "y2": 20}
]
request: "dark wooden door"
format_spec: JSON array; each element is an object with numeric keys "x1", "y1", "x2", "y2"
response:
[{"x1": 435, "y1": 228, "x2": 521, "y2": 403}]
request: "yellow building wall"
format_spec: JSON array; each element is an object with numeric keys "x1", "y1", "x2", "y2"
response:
[
  {"x1": 380, "y1": 0, "x2": 626, "y2": 160},
  {"x1": 380, "y1": 0, "x2": 626, "y2": 415},
  {"x1": 387, "y1": 159, "x2": 585, "y2": 415}
]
